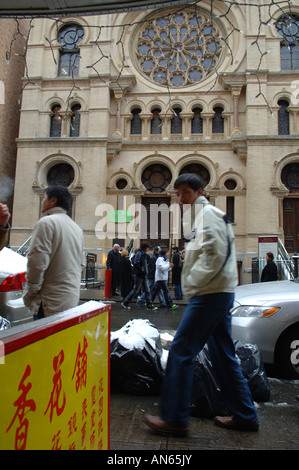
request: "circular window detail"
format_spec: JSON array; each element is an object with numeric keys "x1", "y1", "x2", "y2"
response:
[
  {"x1": 179, "y1": 163, "x2": 210, "y2": 187},
  {"x1": 281, "y1": 163, "x2": 299, "y2": 193},
  {"x1": 47, "y1": 163, "x2": 75, "y2": 187},
  {"x1": 116, "y1": 178, "x2": 128, "y2": 189},
  {"x1": 142, "y1": 164, "x2": 172, "y2": 193},
  {"x1": 58, "y1": 24, "x2": 84, "y2": 49},
  {"x1": 135, "y1": 9, "x2": 223, "y2": 87},
  {"x1": 225, "y1": 179, "x2": 237, "y2": 190}
]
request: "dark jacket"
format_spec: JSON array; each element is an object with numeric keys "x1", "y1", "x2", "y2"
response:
[
  {"x1": 148, "y1": 252, "x2": 159, "y2": 280},
  {"x1": 120, "y1": 256, "x2": 133, "y2": 298},
  {"x1": 133, "y1": 250, "x2": 149, "y2": 278},
  {"x1": 261, "y1": 260, "x2": 278, "y2": 282},
  {"x1": 172, "y1": 252, "x2": 182, "y2": 285}
]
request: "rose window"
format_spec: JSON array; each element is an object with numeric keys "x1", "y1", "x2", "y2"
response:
[
  {"x1": 142, "y1": 164, "x2": 172, "y2": 193},
  {"x1": 135, "y1": 9, "x2": 223, "y2": 87}
]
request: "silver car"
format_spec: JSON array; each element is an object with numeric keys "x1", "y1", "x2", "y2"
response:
[
  {"x1": 231, "y1": 280, "x2": 299, "y2": 379},
  {"x1": 0, "y1": 247, "x2": 31, "y2": 326}
]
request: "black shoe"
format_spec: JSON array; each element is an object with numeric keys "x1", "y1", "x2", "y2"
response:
[{"x1": 147, "y1": 305, "x2": 158, "y2": 310}]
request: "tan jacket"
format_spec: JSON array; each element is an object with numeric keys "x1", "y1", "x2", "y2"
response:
[
  {"x1": 24, "y1": 207, "x2": 84, "y2": 317},
  {"x1": 0, "y1": 225, "x2": 9, "y2": 251},
  {"x1": 182, "y1": 196, "x2": 238, "y2": 299}
]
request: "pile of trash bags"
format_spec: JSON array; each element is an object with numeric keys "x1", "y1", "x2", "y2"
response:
[
  {"x1": 110, "y1": 319, "x2": 271, "y2": 417},
  {"x1": 191, "y1": 340, "x2": 271, "y2": 418},
  {"x1": 110, "y1": 319, "x2": 165, "y2": 395}
]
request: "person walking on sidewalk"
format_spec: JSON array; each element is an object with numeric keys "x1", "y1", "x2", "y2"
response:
[
  {"x1": 121, "y1": 241, "x2": 157, "y2": 310},
  {"x1": 144, "y1": 173, "x2": 258, "y2": 436},
  {"x1": 138, "y1": 246, "x2": 166, "y2": 307},
  {"x1": 151, "y1": 248, "x2": 178, "y2": 310},
  {"x1": 23, "y1": 185, "x2": 84, "y2": 319}
]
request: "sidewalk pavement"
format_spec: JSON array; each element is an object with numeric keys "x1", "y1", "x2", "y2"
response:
[{"x1": 80, "y1": 288, "x2": 299, "y2": 451}]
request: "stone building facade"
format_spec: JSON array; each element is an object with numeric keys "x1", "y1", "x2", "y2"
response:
[
  {"x1": 0, "y1": 18, "x2": 28, "y2": 215},
  {"x1": 10, "y1": 1, "x2": 299, "y2": 282}
]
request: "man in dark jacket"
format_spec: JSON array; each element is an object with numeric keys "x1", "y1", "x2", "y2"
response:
[
  {"x1": 121, "y1": 241, "x2": 157, "y2": 310},
  {"x1": 106, "y1": 244, "x2": 121, "y2": 295},
  {"x1": 172, "y1": 246, "x2": 182, "y2": 300},
  {"x1": 261, "y1": 252, "x2": 278, "y2": 282}
]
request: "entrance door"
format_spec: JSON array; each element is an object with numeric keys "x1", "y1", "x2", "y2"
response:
[
  {"x1": 141, "y1": 197, "x2": 170, "y2": 248},
  {"x1": 283, "y1": 198, "x2": 299, "y2": 253}
]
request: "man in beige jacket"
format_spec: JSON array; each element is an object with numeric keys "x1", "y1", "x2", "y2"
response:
[
  {"x1": 23, "y1": 186, "x2": 84, "y2": 319},
  {"x1": 0, "y1": 203, "x2": 10, "y2": 251},
  {"x1": 144, "y1": 173, "x2": 258, "y2": 436}
]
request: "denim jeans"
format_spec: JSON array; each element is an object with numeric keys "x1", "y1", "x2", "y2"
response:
[
  {"x1": 123, "y1": 275, "x2": 152, "y2": 306},
  {"x1": 174, "y1": 283, "x2": 183, "y2": 299},
  {"x1": 151, "y1": 280, "x2": 173, "y2": 307},
  {"x1": 161, "y1": 292, "x2": 258, "y2": 427},
  {"x1": 139, "y1": 279, "x2": 166, "y2": 306}
]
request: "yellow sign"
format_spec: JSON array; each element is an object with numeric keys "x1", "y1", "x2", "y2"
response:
[{"x1": 0, "y1": 301, "x2": 110, "y2": 450}]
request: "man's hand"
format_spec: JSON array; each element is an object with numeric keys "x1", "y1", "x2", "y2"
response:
[{"x1": 0, "y1": 204, "x2": 10, "y2": 228}]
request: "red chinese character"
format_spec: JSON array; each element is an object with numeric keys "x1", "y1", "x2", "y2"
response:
[
  {"x1": 72, "y1": 336, "x2": 88, "y2": 392},
  {"x1": 82, "y1": 398, "x2": 88, "y2": 421},
  {"x1": 98, "y1": 378, "x2": 104, "y2": 393},
  {"x1": 68, "y1": 412, "x2": 77, "y2": 438},
  {"x1": 91, "y1": 385, "x2": 96, "y2": 407},
  {"x1": 51, "y1": 430, "x2": 62, "y2": 450},
  {"x1": 44, "y1": 350, "x2": 66, "y2": 422},
  {"x1": 99, "y1": 396, "x2": 103, "y2": 416},
  {"x1": 6, "y1": 364, "x2": 36, "y2": 450}
]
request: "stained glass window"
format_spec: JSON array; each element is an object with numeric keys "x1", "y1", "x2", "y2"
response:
[
  {"x1": 142, "y1": 164, "x2": 172, "y2": 193},
  {"x1": 171, "y1": 108, "x2": 182, "y2": 134},
  {"x1": 131, "y1": 108, "x2": 142, "y2": 134},
  {"x1": 212, "y1": 107, "x2": 224, "y2": 134},
  {"x1": 191, "y1": 107, "x2": 203, "y2": 134},
  {"x1": 136, "y1": 9, "x2": 222, "y2": 87},
  {"x1": 179, "y1": 163, "x2": 210, "y2": 187},
  {"x1": 47, "y1": 163, "x2": 74, "y2": 187},
  {"x1": 276, "y1": 15, "x2": 299, "y2": 70},
  {"x1": 70, "y1": 104, "x2": 81, "y2": 137},
  {"x1": 50, "y1": 104, "x2": 62, "y2": 137},
  {"x1": 151, "y1": 108, "x2": 162, "y2": 134},
  {"x1": 58, "y1": 24, "x2": 84, "y2": 77},
  {"x1": 278, "y1": 100, "x2": 290, "y2": 135}
]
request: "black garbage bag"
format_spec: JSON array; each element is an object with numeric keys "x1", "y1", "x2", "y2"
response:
[
  {"x1": 110, "y1": 319, "x2": 164, "y2": 395},
  {"x1": 191, "y1": 345, "x2": 228, "y2": 418},
  {"x1": 0, "y1": 316, "x2": 11, "y2": 330},
  {"x1": 191, "y1": 340, "x2": 271, "y2": 418},
  {"x1": 234, "y1": 340, "x2": 271, "y2": 402}
]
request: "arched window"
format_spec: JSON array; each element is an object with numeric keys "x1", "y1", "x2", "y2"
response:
[
  {"x1": 171, "y1": 107, "x2": 182, "y2": 134},
  {"x1": 47, "y1": 163, "x2": 74, "y2": 187},
  {"x1": 70, "y1": 104, "x2": 81, "y2": 137},
  {"x1": 58, "y1": 24, "x2": 84, "y2": 77},
  {"x1": 50, "y1": 104, "x2": 62, "y2": 137},
  {"x1": 191, "y1": 107, "x2": 203, "y2": 134},
  {"x1": 179, "y1": 163, "x2": 210, "y2": 188},
  {"x1": 142, "y1": 164, "x2": 172, "y2": 193},
  {"x1": 278, "y1": 100, "x2": 290, "y2": 135},
  {"x1": 151, "y1": 108, "x2": 162, "y2": 135},
  {"x1": 131, "y1": 108, "x2": 142, "y2": 135},
  {"x1": 276, "y1": 15, "x2": 299, "y2": 70},
  {"x1": 281, "y1": 162, "x2": 299, "y2": 193},
  {"x1": 212, "y1": 106, "x2": 224, "y2": 134}
]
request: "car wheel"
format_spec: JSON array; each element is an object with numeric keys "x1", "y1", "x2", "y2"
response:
[{"x1": 275, "y1": 327, "x2": 299, "y2": 379}]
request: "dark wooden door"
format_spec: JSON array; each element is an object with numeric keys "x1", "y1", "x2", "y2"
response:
[
  {"x1": 283, "y1": 198, "x2": 299, "y2": 253},
  {"x1": 141, "y1": 197, "x2": 170, "y2": 248}
]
